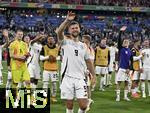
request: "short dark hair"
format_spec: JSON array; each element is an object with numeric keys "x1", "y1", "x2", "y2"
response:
[
  {"x1": 133, "y1": 39, "x2": 140, "y2": 43},
  {"x1": 82, "y1": 35, "x2": 91, "y2": 42},
  {"x1": 144, "y1": 38, "x2": 149, "y2": 42},
  {"x1": 100, "y1": 38, "x2": 106, "y2": 42},
  {"x1": 68, "y1": 21, "x2": 80, "y2": 28},
  {"x1": 16, "y1": 29, "x2": 23, "y2": 33}
]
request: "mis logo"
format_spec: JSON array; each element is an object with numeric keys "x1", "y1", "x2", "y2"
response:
[{"x1": 0, "y1": 88, "x2": 50, "y2": 113}]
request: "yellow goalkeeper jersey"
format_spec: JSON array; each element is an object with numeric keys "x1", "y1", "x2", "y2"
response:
[{"x1": 9, "y1": 40, "x2": 28, "y2": 70}]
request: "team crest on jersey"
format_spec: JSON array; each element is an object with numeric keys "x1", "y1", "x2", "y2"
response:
[{"x1": 125, "y1": 51, "x2": 128, "y2": 54}]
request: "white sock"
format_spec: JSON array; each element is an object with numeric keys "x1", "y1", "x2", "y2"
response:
[
  {"x1": 124, "y1": 90, "x2": 128, "y2": 98},
  {"x1": 78, "y1": 108, "x2": 85, "y2": 113},
  {"x1": 6, "y1": 79, "x2": 11, "y2": 90},
  {"x1": 43, "y1": 81, "x2": 49, "y2": 97},
  {"x1": 6, "y1": 71, "x2": 12, "y2": 88},
  {"x1": 141, "y1": 82, "x2": 146, "y2": 95},
  {"x1": 66, "y1": 109, "x2": 73, "y2": 113},
  {"x1": 116, "y1": 90, "x2": 120, "y2": 98},
  {"x1": 52, "y1": 82, "x2": 57, "y2": 97},
  {"x1": 100, "y1": 77, "x2": 104, "y2": 89},
  {"x1": 148, "y1": 82, "x2": 150, "y2": 95},
  {"x1": 128, "y1": 81, "x2": 132, "y2": 92},
  {"x1": 135, "y1": 87, "x2": 138, "y2": 92},
  {"x1": 18, "y1": 82, "x2": 22, "y2": 88},
  {"x1": 31, "y1": 83, "x2": 37, "y2": 89},
  {"x1": 104, "y1": 75, "x2": 106, "y2": 86},
  {"x1": 108, "y1": 74, "x2": 112, "y2": 84}
]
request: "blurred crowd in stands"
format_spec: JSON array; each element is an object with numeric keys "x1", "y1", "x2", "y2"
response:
[
  {"x1": 0, "y1": 9, "x2": 149, "y2": 47},
  {"x1": 0, "y1": 0, "x2": 149, "y2": 7}
]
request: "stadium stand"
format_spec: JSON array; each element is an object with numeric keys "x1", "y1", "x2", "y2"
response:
[{"x1": 0, "y1": 0, "x2": 149, "y2": 7}]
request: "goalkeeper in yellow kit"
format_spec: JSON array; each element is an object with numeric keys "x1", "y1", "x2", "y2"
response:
[{"x1": 9, "y1": 29, "x2": 31, "y2": 106}]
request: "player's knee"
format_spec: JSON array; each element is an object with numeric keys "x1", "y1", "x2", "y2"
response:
[
  {"x1": 78, "y1": 99, "x2": 88, "y2": 110},
  {"x1": 66, "y1": 100, "x2": 73, "y2": 109}
]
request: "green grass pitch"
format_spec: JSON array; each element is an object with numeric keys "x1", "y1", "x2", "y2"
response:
[{"x1": 0, "y1": 61, "x2": 150, "y2": 113}]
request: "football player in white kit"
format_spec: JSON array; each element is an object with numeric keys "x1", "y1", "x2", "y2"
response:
[
  {"x1": 108, "y1": 42, "x2": 118, "y2": 85},
  {"x1": 140, "y1": 39, "x2": 150, "y2": 98},
  {"x1": 82, "y1": 35, "x2": 95, "y2": 112},
  {"x1": 26, "y1": 34, "x2": 46, "y2": 102},
  {"x1": 56, "y1": 11, "x2": 96, "y2": 113},
  {"x1": 0, "y1": 29, "x2": 9, "y2": 85}
]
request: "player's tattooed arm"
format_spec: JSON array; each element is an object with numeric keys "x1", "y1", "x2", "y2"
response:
[{"x1": 56, "y1": 11, "x2": 75, "y2": 41}]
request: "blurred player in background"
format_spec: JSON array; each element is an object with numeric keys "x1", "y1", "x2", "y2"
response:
[
  {"x1": 130, "y1": 40, "x2": 143, "y2": 98},
  {"x1": 140, "y1": 39, "x2": 150, "y2": 98},
  {"x1": 40, "y1": 35, "x2": 59, "y2": 103},
  {"x1": 26, "y1": 33, "x2": 45, "y2": 105},
  {"x1": 95, "y1": 38, "x2": 110, "y2": 91},
  {"x1": 82, "y1": 35, "x2": 95, "y2": 112},
  {"x1": 108, "y1": 41, "x2": 118, "y2": 86},
  {"x1": 0, "y1": 29, "x2": 9, "y2": 85}
]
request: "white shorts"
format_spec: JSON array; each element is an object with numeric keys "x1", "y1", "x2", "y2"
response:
[
  {"x1": 132, "y1": 71, "x2": 140, "y2": 80},
  {"x1": 95, "y1": 66, "x2": 108, "y2": 75},
  {"x1": 115, "y1": 62, "x2": 118, "y2": 71},
  {"x1": 60, "y1": 75, "x2": 88, "y2": 100},
  {"x1": 108, "y1": 63, "x2": 114, "y2": 72},
  {"x1": 28, "y1": 64, "x2": 41, "y2": 79},
  {"x1": 116, "y1": 68, "x2": 129, "y2": 82},
  {"x1": 43, "y1": 70, "x2": 58, "y2": 82},
  {"x1": 140, "y1": 68, "x2": 150, "y2": 80}
]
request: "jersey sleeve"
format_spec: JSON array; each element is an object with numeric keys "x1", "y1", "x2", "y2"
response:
[
  {"x1": 84, "y1": 47, "x2": 90, "y2": 60},
  {"x1": 118, "y1": 31, "x2": 123, "y2": 51}
]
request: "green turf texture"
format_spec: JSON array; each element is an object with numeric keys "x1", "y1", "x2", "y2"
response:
[{"x1": 0, "y1": 61, "x2": 150, "y2": 113}]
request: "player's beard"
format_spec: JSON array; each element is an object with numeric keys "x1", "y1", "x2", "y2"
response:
[{"x1": 71, "y1": 31, "x2": 80, "y2": 38}]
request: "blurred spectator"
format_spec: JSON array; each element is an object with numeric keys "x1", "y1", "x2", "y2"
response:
[{"x1": 0, "y1": 0, "x2": 149, "y2": 7}]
